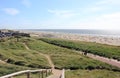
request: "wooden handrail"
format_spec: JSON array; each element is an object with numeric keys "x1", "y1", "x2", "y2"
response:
[{"x1": 0, "y1": 69, "x2": 51, "y2": 78}]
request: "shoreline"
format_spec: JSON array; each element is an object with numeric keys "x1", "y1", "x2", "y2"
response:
[{"x1": 20, "y1": 30, "x2": 120, "y2": 46}]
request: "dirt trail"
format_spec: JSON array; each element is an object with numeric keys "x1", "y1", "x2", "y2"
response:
[
  {"x1": 23, "y1": 43, "x2": 30, "y2": 50},
  {"x1": 23, "y1": 43, "x2": 54, "y2": 68},
  {"x1": 38, "y1": 53, "x2": 62, "y2": 78},
  {"x1": 76, "y1": 51, "x2": 120, "y2": 68},
  {"x1": 38, "y1": 52, "x2": 55, "y2": 69},
  {"x1": 23, "y1": 43, "x2": 62, "y2": 78},
  {"x1": 88, "y1": 53, "x2": 120, "y2": 68},
  {"x1": 0, "y1": 60, "x2": 6, "y2": 64}
]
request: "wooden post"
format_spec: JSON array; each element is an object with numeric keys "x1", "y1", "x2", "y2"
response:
[
  {"x1": 27, "y1": 72, "x2": 30, "y2": 78},
  {"x1": 51, "y1": 69, "x2": 52, "y2": 73},
  {"x1": 42, "y1": 70, "x2": 44, "y2": 78},
  {"x1": 46, "y1": 70, "x2": 47, "y2": 77},
  {"x1": 39, "y1": 71, "x2": 41, "y2": 78},
  {"x1": 48, "y1": 70, "x2": 51, "y2": 75}
]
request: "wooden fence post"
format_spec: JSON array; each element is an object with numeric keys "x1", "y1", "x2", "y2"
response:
[
  {"x1": 46, "y1": 69, "x2": 47, "y2": 77},
  {"x1": 27, "y1": 72, "x2": 30, "y2": 78},
  {"x1": 48, "y1": 70, "x2": 51, "y2": 75},
  {"x1": 42, "y1": 70, "x2": 44, "y2": 78},
  {"x1": 39, "y1": 71, "x2": 41, "y2": 78}
]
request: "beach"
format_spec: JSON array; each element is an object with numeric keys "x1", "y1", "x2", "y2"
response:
[{"x1": 21, "y1": 30, "x2": 120, "y2": 46}]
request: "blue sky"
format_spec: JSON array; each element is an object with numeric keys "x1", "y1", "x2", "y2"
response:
[{"x1": 0, "y1": 0, "x2": 120, "y2": 30}]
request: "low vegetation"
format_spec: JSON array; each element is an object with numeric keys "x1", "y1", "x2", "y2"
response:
[
  {"x1": 24, "y1": 38, "x2": 120, "y2": 71},
  {"x1": 66, "y1": 69, "x2": 120, "y2": 78},
  {"x1": 0, "y1": 63, "x2": 30, "y2": 76},
  {"x1": 0, "y1": 37, "x2": 120, "y2": 77},
  {"x1": 0, "y1": 37, "x2": 50, "y2": 76},
  {"x1": 40, "y1": 38, "x2": 120, "y2": 61}
]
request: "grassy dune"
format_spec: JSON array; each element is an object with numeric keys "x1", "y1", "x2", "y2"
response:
[
  {"x1": 40, "y1": 38, "x2": 120, "y2": 61},
  {"x1": 0, "y1": 37, "x2": 50, "y2": 76},
  {"x1": 66, "y1": 69, "x2": 120, "y2": 78},
  {"x1": 25, "y1": 38, "x2": 119, "y2": 71},
  {"x1": 0, "y1": 37, "x2": 120, "y2": 77},
  {"x1": 0, "y1": 38, "x2": 50, "y2": 68},
  {"x1": 0, "y1": 63, "x2": 30, "y2": 76}
]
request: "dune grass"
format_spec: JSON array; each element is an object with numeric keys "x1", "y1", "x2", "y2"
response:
[
  {"x1": 0, "y1": 37, "x2": 50, "y2": 69},
  {"x1": 66, "y1": 69, "x2": 120, "y2": 78},
  {"x1": 0, "y1": 37, "x2": 120, "y2": 77},
  {"x1": 40, "y1": 38, "x2": 120, "y2": 61},
  {"x1": 0, "y1": 63, "x2": 30, "y2": 76},
  {"x1": 0, "y1": 37, "x2": 51, "y2": 76},
  {"x1": 24, "y1": 38, "x2": 120, "y2": 71}
]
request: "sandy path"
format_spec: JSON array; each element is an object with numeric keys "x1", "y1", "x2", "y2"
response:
[
  {"x1": 0, "y1": 60, "x2": 6, "y2": 64},
  {"x1": 37, "y1": 52, "x2": 55, "y2": 69},
  {"x1": 76, "y1": 51, "x2": 120, "y2": 68},
  {"x1": 88, "y1": 53, "x2": 120, "y2": 68},
  {"x1": 23, "y1": 43, "x2": 62, "y2": 78},
  {"x1": 23, "y1": 43, "x2": 30, "y2": 50},
  {"x1": 38, "y1": 53, "x2": 62, "y2": 78}
]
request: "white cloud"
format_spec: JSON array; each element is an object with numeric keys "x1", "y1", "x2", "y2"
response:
[
  {"x1": 2, "y1": 8, "x2": 20, "y2": 15},
  {"x1": 22, "y1": 0, "x2": 31, "y2": 8},
  {"x1": 71, "y1": 12, "x2": 120, "y2": 30},
  {"x1": 48, "y1": 9, "x2": 79, "y2": 18},
  {"x1": 83, "y1": 6, "x2": 105, "y2": 13},
  {"x1": 96, "y1": 0, "x2": 120, "y2": 5},
  {"x1": 15, "y1": 12, "x2": 120, "y2": 30}
]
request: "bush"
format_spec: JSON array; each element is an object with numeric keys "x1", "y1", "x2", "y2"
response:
[
  {"x1": 6, "y1": 59, "x2": 15, "y2": 64},
  {"x1": 15, "y1": 61, "x2": 26, "y2": 66}
]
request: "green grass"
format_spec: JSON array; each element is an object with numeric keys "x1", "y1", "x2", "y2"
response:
[
  {"x1": 0, "y1": 37, "x2": 50, "y2": 68},
  {"x1": 0, "y1": 37, "x2": 51, "y2": 76},
  {"x1": 25, "y1": 38, "x2": 120, "y2": 71},
  {"x1": 40, "y1": 38, "x2": 120, "y2": 61},
  {"x1": 4, "y1": 50, "x2": 49, "y2": 68},
  {"x1": 0, "y1": 37, "x2": 120, "y2": 77},
  {"x1": 66, "y1": 69, "x2": 120, "y2": 78},
  {"x1": 0, "y1": 63, "x2": 30, "y2": 76}
]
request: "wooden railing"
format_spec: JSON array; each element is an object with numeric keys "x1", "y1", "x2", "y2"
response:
[
  {"x1": 0, "y1": 69, "x2": 52, "y2": 78},
  {"x1": 60, "y1": 69, "x2": 65, "y2": 78}
]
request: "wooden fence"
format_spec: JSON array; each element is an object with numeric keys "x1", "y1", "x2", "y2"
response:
[{"x1": 0, "y1": 69, "x2": 52, "y2": 78}]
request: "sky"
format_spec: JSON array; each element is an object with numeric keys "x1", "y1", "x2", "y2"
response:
[{"x1": 0, "y1": 0, "x2": 120, "y2": 30}]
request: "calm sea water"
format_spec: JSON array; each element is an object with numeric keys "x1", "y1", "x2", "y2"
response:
[{"x1": 27, "y1": 29, "x2": 120, "y2": 37}]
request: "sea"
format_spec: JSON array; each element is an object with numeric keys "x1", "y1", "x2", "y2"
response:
[{"x1": 26, "y1": 29, "x2": 120, "y2": 38}]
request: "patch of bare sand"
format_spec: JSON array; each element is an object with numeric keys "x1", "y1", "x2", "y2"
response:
[{"x1": 22, "y1": 30, "x2": 120, "y2": 46}]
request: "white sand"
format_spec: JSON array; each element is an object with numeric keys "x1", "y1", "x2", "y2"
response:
[{"x1": 21, "y1": 30, "x2": 120, "y2": 46}]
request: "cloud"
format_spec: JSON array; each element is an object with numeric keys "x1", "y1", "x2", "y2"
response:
[
  {"x1": 83, "y1": 6, "x2": 105, "y2": 13},
  {"x1": 2, "y1": 8, "x2": 20, "y2": 15},
  {"x1": 22, "y1": 0, "x2": 31, "y2": 8},
  {"x1": 48, "y1": 9, "x2": 79, "y2": 18},
  {"x1": 72, "y1": 12, "x2": 120, "y2": 30},
  {"x1": 96, "y1": 0, "x2": 120, "y2": 5}
]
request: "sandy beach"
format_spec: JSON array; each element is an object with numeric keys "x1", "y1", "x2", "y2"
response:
[{"x1": 21, "y1": 30, "x2": 120, "y2": 46}]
